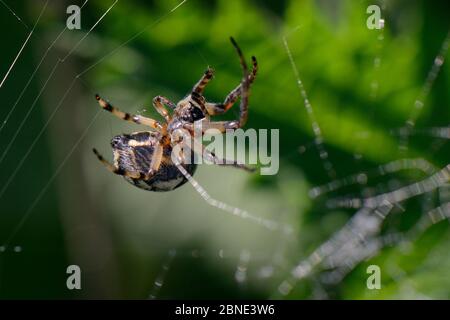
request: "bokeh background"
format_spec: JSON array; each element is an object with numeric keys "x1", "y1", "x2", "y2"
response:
[{"x1": 0, "y1": 0, "x2": 449, "y2": 299}]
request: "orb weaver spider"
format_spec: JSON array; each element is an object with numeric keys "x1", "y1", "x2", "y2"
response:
[{"x1": 92, "y1": 37, "x2": 258, "y2": 192}]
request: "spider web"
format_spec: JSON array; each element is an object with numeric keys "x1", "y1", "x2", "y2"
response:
[{"x1": 0, "y1": 0, "x2": 449, "y2": 299}]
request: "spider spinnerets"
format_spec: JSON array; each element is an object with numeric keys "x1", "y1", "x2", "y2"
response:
[{"x1": 93, "y1": 37, "x2": 258, "y2": 192}]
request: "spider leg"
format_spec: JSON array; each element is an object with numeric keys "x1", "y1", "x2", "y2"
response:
[
  {"x1": 192, "y1": 67, "x2": 214, "y2": 94},
  {"x1": 96, "y1": 94, "x2": 163, "y2": 131},
  {"x1": 230, "y1": 37, "x2": 250, "y2": 128},
  {"x1": 152, "y1": 95, "x2": 175, "y2": 123},
  {"x1": 171, "y1": 130, "x2": 253, "y2": 172},
  {"x1": 184, "y1": 119, "x2": 240, "y2": 133},
  {"x1": 205, "y1": 56, "x2": 258, "y2": 115},
  {"x1": 92, "y1": 148, "x2": 143, "y2": 179},
  {"x1": 185, "y1": 40, "x2": 254, "y2": 132}
]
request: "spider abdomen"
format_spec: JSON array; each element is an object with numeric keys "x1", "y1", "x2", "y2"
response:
[{"x1": 111, "y1": 132, "x2": 196, "y2": 192}]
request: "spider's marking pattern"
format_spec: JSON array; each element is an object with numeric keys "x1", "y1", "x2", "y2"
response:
[{"x1": 93, "y1": 37, "x2": 258, "y2": 191}]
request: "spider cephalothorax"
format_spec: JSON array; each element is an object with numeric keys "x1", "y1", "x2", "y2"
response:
[{"x1": 93, "y1": 37, "x2": 258, "y2": 192}]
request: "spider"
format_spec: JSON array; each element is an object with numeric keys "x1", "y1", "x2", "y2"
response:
[{"x1": 92, "y1": 37, "x2": 258, "y2": 192}]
